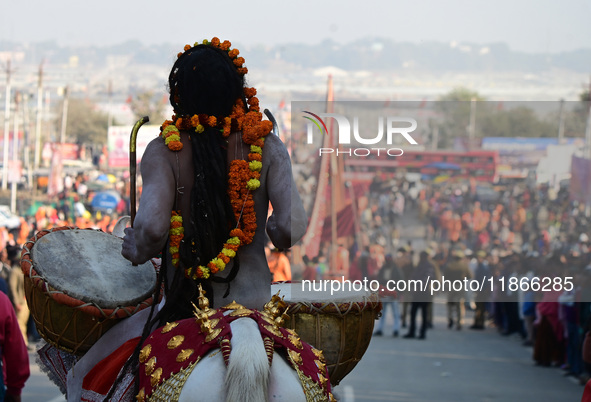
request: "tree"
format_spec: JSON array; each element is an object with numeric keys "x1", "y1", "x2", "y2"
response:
[
  {"x1": 478, "y1": 106, "x2": 555, "y2": 138},
  {"x1": 438, "y1": 87, "x2": 486, "y2": 102},
  {"x1": 434, "y1": 87, "x2": 558, "y2": 147},
  {"x1": 129, "y1": 90, "x2": 167, "y2": 123},
  {"x1": 62, "y1": 98, "x2": 110, "y2": 145},
  {"x1": 434, "y1": 87, "x2": 487, "y2": 148}
]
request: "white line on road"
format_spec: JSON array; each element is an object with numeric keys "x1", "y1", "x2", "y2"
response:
[{"x1": 343, "y1": 385, "x2": 355, "y2": 402}]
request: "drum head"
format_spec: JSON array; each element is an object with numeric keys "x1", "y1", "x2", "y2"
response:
[{"x1": 31, "y1": 229, "x2": 156, "y2": 309}]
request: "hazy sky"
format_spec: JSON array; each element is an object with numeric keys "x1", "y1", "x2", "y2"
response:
[{"x1": 2, "y1": 0, "x2": 590, "y2": 53}]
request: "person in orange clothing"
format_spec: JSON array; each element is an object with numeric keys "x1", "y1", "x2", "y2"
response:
[
  {"x1": 472, "y1": 201, "x2": 490, "y2": 234},
  {"x1": 461, "y1": 210, "x2": 473, "y2": 230},
  {"x1": 449, "y1": 213, "x2": 463, "y2": 243},
  {"x1": 267, "y1": 246, "x2": 292, "y2": 282},
  {"x1": 324, "y1": 242, "x2": 351, "y2": 280},
  {"x1": 439, "y1": 208, "x2": 453, "y2": 241},
  {"x1": 97, "y1": 214, "x2": 112, "y2": 233},
  {"x1": 34, "y1": 206, "x2": 46, "y2": 228},
  {"x1": 16, "y1": 218, "x2": 30, "y2": 246}
]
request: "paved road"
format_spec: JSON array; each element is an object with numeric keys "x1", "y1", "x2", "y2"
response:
[
  {"x1": 23, "y1": 347, "x2": 65, "y2": 402},
  {"x1": 336, "y1": 300, "x2": 584, "y2": 402}
]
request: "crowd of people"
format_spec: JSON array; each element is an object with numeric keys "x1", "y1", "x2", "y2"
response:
[
  {"x1": 4, "y1": 141, "x2": 591, "y2": 396},
  {"x1": 417, "y1": 176, "x2": 591, "y2": 389},
  {"x1": 3, "y1": 169, "x2": 591, "y2": 396},
  {"x1": 296, "y1": 172, "x2": 591, "y2": 387}
]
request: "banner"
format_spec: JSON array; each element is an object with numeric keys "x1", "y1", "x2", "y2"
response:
[
  {"x1": 570, "y1": 155, "x2": 591, "y2": 204},
  {"x1": 482, "y1": 137, "x2": 583, "y2": 178},
  {"x1": 107, "y1": 125, "x2": 161, "y2": 168}
]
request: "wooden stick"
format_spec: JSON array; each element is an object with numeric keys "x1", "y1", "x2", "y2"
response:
[
  {"x1": 129, "y1": 116, "x2": 149, "y2": 228},
  {"x1": 129, "y1": 116, "x2": 149, "y2": 266}
]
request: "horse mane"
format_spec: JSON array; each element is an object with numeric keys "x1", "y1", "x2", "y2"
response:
[{"x1": 225, "y1": 318, "x2": 270, "y2": 402}]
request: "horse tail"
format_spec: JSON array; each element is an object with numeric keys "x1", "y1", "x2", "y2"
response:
[{"x1": 225, "y1": 318, "x2": 270, "y2": 402}]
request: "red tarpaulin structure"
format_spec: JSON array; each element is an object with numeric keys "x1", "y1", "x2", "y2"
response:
[
  {"x1": 320, "y1": 203, "x2": 356, "y2": 242},
  {"x1": 300, "y1": 75, "x2": 347, "y2": 259}
]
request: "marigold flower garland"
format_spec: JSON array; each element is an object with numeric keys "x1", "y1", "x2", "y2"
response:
[{"x1": 160, "y1": 38, "x2": 273, "y2": 280}]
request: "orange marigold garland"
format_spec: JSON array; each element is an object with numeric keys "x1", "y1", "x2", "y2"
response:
[{"x1": 161, "y1": 37, "x2": 273, "y2": 280}]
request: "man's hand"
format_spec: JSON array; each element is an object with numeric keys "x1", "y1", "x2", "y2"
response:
[{"x1": 121, "y1": 227, "x2": 141, "y2": 264}]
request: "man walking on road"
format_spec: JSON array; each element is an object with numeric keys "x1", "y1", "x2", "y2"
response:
[
  {"x1": 471, "y1": 250, "x2": 490, "y2": 330},
  {"x1": 404, "y1": 250, "x2": 436, "y2": 339},
  {"x1": 443, "y1": 249, "x2": 472, "y2": 330}
]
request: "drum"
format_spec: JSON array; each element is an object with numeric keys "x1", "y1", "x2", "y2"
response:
[
  {"x1": 21, "y1": 226, "x2": 158, "y2": 355},
  {"x1": 272, "y1": 281, "x2": 381, "y2": 385}
]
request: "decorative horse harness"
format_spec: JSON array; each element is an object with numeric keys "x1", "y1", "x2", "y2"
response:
[{"x1": 136, "y1": 289, "x2": 335, "y2": 402}]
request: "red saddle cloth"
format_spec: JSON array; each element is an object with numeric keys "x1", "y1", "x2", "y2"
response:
[
  {"x1": 82, "y1": 307, "x2": 333, "y2": 401},
  {"x1": 137, "y1": 307, "x2": 333, "y2": 401},
  {"x1": 81, "y1": 338, "x2": 140, "y2": 402}
]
